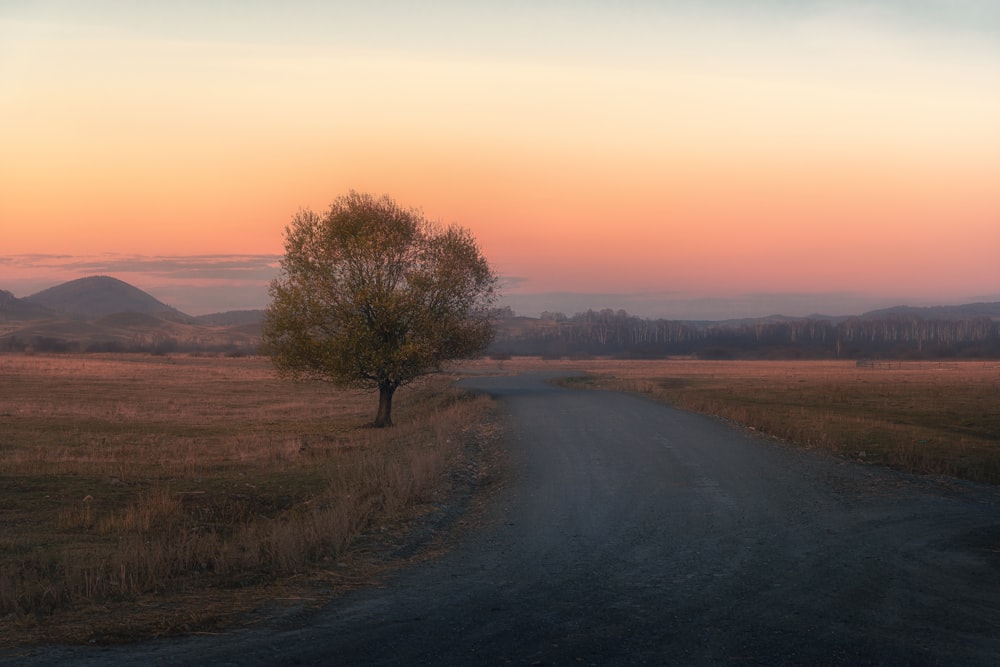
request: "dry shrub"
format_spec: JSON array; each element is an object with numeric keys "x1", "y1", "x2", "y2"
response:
[{"x1": 99, "y1": 488, "x2": 183, "y2": 535}]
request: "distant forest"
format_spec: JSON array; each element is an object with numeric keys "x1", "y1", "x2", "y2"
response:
[
  {"x1": 487, "y1": 308, "x2": 1000, "y2": 360},
  {"x1": 4, "y1": 304, "x2": 1000, "y2": 360}
]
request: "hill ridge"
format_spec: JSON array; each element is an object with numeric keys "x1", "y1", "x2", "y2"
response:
[
  {"x1": 24, "y1": 275, "x2": 192, "y2": 321},
  {"x1": 3, "y1": 275, "x2": 999, "y2": 357}
]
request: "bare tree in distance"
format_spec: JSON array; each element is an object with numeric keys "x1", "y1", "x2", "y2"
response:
[{"x1": 262, "y1": 191, "x2": 499, "y2": 427}]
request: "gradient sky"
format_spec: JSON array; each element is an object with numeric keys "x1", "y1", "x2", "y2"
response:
[{"x1": 2, "y1": 1, "x2": 998, "y2": 318}]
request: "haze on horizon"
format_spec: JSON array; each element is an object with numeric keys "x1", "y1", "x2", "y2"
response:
[{"x1": 2, "y1": 1, "x2": 998, "y2": 320}]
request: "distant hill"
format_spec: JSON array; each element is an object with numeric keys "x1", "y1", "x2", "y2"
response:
[
  {"x1": 4, "y1": 274, "x2": 1000, "y2": 358},
  {"x1": 193, "y1": 310, "x2": 265, "y2": 326},
  {"x1": 860, "y1": 302, "x2": 1000, "y2": 321},
  {"x1": 24, "y1": 276, "x2": 192, "y2": 322},
  {"x1": 0, "y1": 290, "x2": 58, "y2": 321},
  {"x1": 2, "y1": 276, "x2": 259, "y2": 354}
]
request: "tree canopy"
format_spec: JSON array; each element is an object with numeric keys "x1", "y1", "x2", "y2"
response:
[{"x1": 262, "y1": 191, "x2": 499, "y2": 426}]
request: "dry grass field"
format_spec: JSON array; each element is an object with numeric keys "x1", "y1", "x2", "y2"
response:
[
  {"x1": 470, "y1": 357, "x2": 1000, "y2": 484},
  {"x1": 0, "y1": 354, "x2": 497, "y2": 646},
  {"x1": 4, "y1": 354, "x2": 997, "y2": 647}
]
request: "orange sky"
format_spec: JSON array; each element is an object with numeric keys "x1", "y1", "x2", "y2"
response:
[{"x1": 2, "y1": 2, "x2": 998, "y2": 318}]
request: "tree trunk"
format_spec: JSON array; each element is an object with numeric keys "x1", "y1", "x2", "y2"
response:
[{"x1": 374, "y1": 383, "x2": 396, "y2": 427}]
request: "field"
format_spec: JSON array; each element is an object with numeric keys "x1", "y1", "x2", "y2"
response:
[
  {"x1": 0, "y1": 354, "x2": 497, "y2": 646},
  {"x1": 4, "y1": 354, "x2": 999, "y2": 647},
  {"x1": 487, "y1": 357, "x2": 1000, "y2": 484}
]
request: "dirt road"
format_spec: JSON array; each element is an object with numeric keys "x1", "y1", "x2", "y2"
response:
[{"x1": 7, "y1": 372, "x2": 1000, "y2": 665}]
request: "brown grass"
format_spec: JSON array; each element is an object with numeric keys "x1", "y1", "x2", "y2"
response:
[
  {"x1": 0, "y1": 354, "x2": 497, "y2": 646},
  {"x1": 6, "y1": 354, "x2": 996, "y2": 645},
  {"x1": 466, "y1": 357, "x2": 1000, "y2": 484}
]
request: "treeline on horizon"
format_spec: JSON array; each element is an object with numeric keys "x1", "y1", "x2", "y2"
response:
[
  {"x1": 487, "y1": 308, "x2": 1000, "y2": 360},
  {"x1": 0, "y1": 335, "x2": 255, "y2": 357},
  {"x1": 3, "y1": 307, "x2": 1000, "y2": 359}
]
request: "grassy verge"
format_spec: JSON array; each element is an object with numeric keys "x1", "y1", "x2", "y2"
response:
[
  {"x1": 555, "y1": 359, "x2": 1000, "y2": 484},
  {"x1": 0, "y1": 354, "x2": 498, "y2": 646}
]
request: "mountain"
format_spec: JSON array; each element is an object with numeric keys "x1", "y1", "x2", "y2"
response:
[
  {"x1": 2, "y1": 276, "x2": 261, "y2": 354},
  {"x1": 4, "y1": 274, "x2": 999, "y2": 358},
  {"x1": 0, "y1": 290, "x2": 58, "y2": 321},
  {"x1": 860, "y1": 302, "x2": 1000, "y2": 321},
  {"x1": 23, "y1": 276, "x2": 192, "y2": 322},
  {"x1": 193, "y1": 310, "x2": 265, "y2": 326}
]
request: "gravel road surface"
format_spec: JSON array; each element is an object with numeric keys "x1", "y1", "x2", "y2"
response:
[{"x1": 6, "y1": 372, "x2": 1000, "y2": 665}]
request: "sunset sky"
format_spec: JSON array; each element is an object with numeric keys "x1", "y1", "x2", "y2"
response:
[{"x1": 3, "y1": 1, "x2": 998, "y2": 318}]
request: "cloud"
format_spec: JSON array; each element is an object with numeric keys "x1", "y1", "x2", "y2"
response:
[
  {"x1": 498, "y1": 275, "x2": 530, "y2": 290},
  {"x1": 53, "y1": 254, "x2": 282, "y2": 280},
  {"x1": 1, "y1": 253, "x2": 279, "y2": 279}
]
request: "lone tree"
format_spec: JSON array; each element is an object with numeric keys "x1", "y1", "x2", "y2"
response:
[{"x1": 262, "y1": 191, "x2": 499, "y2": 427}]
